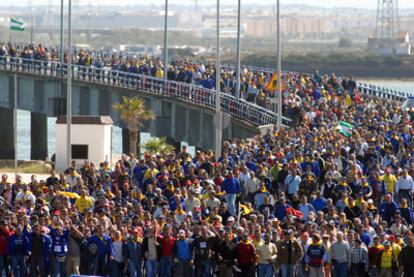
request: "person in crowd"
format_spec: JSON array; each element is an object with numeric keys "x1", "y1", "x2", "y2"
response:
[
  {"x1": 235, "y1": 232, "x2": 256, "y2": 277},
  {"x1": 276, "y1": 229, "x2": 303, "y2": 277},
  {"x1": 2, "y1": 40, "x2": 414, "y2": 277},
  {"x1": 328, "y1": 231, "x2": 351, "y2": 277}
]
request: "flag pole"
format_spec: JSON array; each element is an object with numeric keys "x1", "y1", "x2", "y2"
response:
[
  {"x1": 276, "y1": 0, "x2": 282, "y2": 130},
  {"x1": 13, "y1": 74, "x2": 17, "y2": 180}
]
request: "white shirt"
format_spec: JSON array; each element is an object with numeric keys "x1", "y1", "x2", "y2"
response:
[
  {"x1": 244, "y1": 177, "x2": 260, "y2": 194},
  {"x1": 396, "y1": 175, "x2": 414, "y2": 192},
  {"x1": 113, "y1": 240, "x2": 124, "y2": 262},
  {"x1": 285, "y1": 175, "x2": 301, "y2": 195}
]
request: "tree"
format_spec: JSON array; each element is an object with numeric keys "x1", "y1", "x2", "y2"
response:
[
  {"x1": 142, "y1": 137, "x2": 175, "y2": 155},
  {"x1": 113, "y1": 96, "x2": 155, "y2": 157},
  {"x1": 338, "y1": 37, "x2": 353, "y2": 48}
]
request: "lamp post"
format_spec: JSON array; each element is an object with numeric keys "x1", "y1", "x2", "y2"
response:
[
  {"x1": 236, "y1": 0, "x2": 241, "y2": 100},
  {"x1": 215, "y1": 0, "x2": 222, "y2": 159},
  {"x1": 163, "y1": 0, "x2": 168, "y2": 82},
  {"x1": 276, "y1": 0, "x2": 282, "y2": 130},
  {"x1": 66, "y1": 0, "x2": 72, "y2": 168},
  {"x1": 60, "y1": 0, "x2": 64, "y2": 67}
]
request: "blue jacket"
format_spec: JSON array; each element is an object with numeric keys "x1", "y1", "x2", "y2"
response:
[
  {"x1": 28, "y1": 233, "x2": 52, "y2": 257},
  {"x1": 274, "y1": 204, "x2": 291, "y2": 220},
  {"x1": 312, "y1": 197, "x2": 327, "y2": 212},
  {"x1": 87, "y1": 234, "x2": 114, "y2": 257},
  {"x1": 174, "y1": 239, "x2": 192, "y2": 261},
  {"x1": 50, "y1": 228, "x2": 70, "y2": 256},
  {"x1": 221, "y1": 178, "x2": 241, "y2": 195},
  {"x1": 379, "y1": 201, "x2": 399, "y2": 222},
  {"x1": 124, "y1": 239, "x2": 143, "y2": 262},
  {"x1": 8, "y1": 233, "x2": 29, "y2": 256}
]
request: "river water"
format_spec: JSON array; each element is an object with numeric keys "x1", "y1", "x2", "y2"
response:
[{"x1": 15, "y1": 80, "x2": 414, "y2": 160}]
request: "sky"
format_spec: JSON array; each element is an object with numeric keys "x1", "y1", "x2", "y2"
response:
[{"x1": 2, "y1": 0, "x2": 414, "y2": 9}]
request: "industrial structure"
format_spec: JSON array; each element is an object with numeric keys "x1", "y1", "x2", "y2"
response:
[{"x1": 368, "y1": 0, "x2": 412, "y2": 55}]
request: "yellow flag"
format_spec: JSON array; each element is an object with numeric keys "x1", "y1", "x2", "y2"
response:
[
  {"x1": 265, "y1": 73, "x2": 278, "y2": 91},
  {"x1": 239, "y1": 203, "x2": 252, "y2": 215},
  {"x1": 58, "y1": 191, "x2": 80, "y2": 199}
]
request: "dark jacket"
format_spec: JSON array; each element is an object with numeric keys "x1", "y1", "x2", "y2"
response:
[{"x1": 142, "y1": 237, "x2": 163, "y2": 261}]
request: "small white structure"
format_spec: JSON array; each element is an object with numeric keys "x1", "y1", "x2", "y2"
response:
[{"x1": 55, "y1": 116, "x2": 113, "y2": 172}]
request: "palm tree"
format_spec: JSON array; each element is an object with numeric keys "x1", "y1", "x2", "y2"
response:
[
  {"x1": 113, "y1": 96, "x2": 155, "y2": 157},
  {"x1": 142, "y1": 137, "x2": 175, "y2": 155}
]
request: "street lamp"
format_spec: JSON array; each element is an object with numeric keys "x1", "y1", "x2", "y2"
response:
[
  {"x1": 66, "y1": 0, "x2": 72, "y2": 168},
  {"x1": 276, "y1": 0, "x2": 282, "y2": 130},
  {"x1": 215, "y1": 0, "x2": 222, "y2": 159},
  {"x1": 163, "y1": 0, "x2": 168, "y2": 82},
  {"x1": 236, "y1": 0, "x2": 241, "y2": 100}
]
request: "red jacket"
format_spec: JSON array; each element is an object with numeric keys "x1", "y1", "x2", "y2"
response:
[
  {"x1": 0, "y1": 227, "x2": 11, "y2": 256},
  {"x1": 235, "y1": 242, "x2": 256, "y2": 264}
]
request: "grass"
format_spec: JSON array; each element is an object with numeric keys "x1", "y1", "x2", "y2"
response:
[{"x1": 0, "y1": 163, "x2": 52, "y2": 174}]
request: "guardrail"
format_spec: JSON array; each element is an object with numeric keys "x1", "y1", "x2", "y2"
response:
[
  {"x1": 219, "y1": 63, "x2": 413, "y2": 102},
  {"x1": 0, "y1": 57, "x2": 291, "y2": 127}
]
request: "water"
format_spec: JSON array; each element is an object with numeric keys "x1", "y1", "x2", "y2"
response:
[
  {"x1": 15, "y1": 79, "x2": 414, "y2": 160},
  {"x1": 17, "y1": 113, "x2": 123, "y2": 160}
]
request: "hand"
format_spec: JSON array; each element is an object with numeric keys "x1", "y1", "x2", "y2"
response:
[{"x1": 218, "y1": 256, "x2": 223, "y2": 262}]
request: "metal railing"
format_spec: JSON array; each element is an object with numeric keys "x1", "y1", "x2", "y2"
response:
[
  {"x1": 219, "y1": 63, "x2": 413, "y2": 102},
  {"x1": 0, "y1": 56, "x2": 291, "y2": 127}
]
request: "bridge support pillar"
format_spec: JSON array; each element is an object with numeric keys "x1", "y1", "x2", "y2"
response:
[
  {"x1": 197, "y1": 111, "x2": 204, "y2": 149},
  {"x1": 170, "y1": 102, "x2": 176, "y2": 139},
  {"x1": 122, "y1": 129, "x2": 130, "y2": 155},
  {"x1": 31, "y1": 113, "x2": 48, "y2": 160},
  {"x1": 184, "y1": 107, "x2": 190, "y2": 142},
  {"x1": 0, "y1": 107, "x2": 15, "y2": 160}
]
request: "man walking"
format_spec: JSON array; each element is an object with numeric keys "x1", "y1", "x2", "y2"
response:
[
  {"x1": 276, "y1": 229, "x2": 304, "y2": 277},
  {"x1": 399, "y1": 236, "x2": 414, "y2": 277},
  {"x1": 256, "y1": 233, "x2": 277, "y2": 277},
  {"x1": 328, "y1": 232, "x2": 350, "y2": 277},
  {"x1": 305, "y1": 233, "x2": 326, "y2": 277}
]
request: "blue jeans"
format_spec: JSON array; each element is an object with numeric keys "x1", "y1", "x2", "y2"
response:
[
  {"x1": 145, "y1": 260, "x2": 158, "y2": 277},
  {"x1": 160, "y1": 256, "x2": 173, "y2": 277},
  {"x1": 333, "y1": 261, "x2": 348, "y2": 277},
  {"x1": 129, "y1": 259, "x2": 142, "y2": 277},
  {"x1": 12, "y1": 254, "x2": 25, "y2": 277},
  {"x1": 224, "y1": 193, "x2": 237, "y2": 215},
  {"x1": 111, "y1": 260, "x2": 123, "y2": 277},
  {"x1": 52, "y1": 255, "x2": 67, "y2": 277},
  {"x1": 0, "y1": 255, "x2": 9, "y2": 277},
  {"x1": 280, "y1": 264, "x2": 296, "y2": 277},
  {"x1": 258, "y1": 263, "x2": 274, "y2": 277},
  {"x1": 195, "y1": 260, "x2": 212, "y2": 277}
]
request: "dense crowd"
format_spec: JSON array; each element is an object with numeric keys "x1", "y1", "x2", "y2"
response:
[
  {"x1": 0, "y1": 42, "x2": 358, "y2": 111},
  {"x1": 1, "y1": 40, "x2": 414, "y2": 277}
]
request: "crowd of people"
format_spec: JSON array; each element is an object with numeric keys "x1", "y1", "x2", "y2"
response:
[
  {"x1": 0, "y1": 40, "x2": 414, "y2": 277},
  {"x1": 0, "y1": 42, "x2": 358, "y2": 112}
]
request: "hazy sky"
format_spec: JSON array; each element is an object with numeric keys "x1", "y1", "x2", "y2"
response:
[{"x1": 3, "y1": 0, "x2": 414, "y2": 9}]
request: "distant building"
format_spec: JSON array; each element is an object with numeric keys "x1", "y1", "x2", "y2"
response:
[{"x1": 368, "y1": 32, "x2": 412, "y2": 55}]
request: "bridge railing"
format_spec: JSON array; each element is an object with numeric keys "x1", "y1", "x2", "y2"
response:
[
  {"x1": 0, "y1": 56, "x2": 291, "y2": 127},
  {"x1": 219, "y1": 63, "x2": 413, "y2": 102}
]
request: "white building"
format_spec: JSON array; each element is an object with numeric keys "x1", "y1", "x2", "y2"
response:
[{"x1": 55, "y1": 116, "x2": 113, "y2": 172}]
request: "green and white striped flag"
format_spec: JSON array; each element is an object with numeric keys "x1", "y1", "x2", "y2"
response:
[
  {"x1": 9, "y1": 17, "x2": 25, "y2": 31},
  {"x1": 338, "y1": 121, "x2": 353, "y2": 138}
]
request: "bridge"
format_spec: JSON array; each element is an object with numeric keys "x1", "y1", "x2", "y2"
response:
[
  {"x1": 0, "y1": 57, "x2": 291, "y2": 161},
  {"x1": 0, "y1": 57, "x2": 411, "y2": 161}
]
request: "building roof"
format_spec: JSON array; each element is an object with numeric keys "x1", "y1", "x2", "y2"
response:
[{"x1": 56, "y1": 116, "x2": 113, "y2": 125}]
